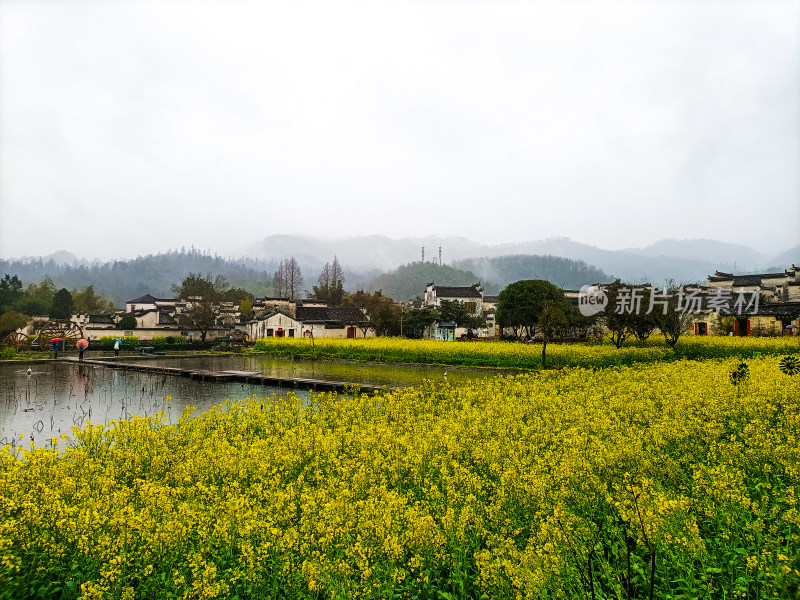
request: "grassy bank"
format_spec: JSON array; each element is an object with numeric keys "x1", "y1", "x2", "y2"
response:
[{"x1": 1, "y1": 356, "x2": 799, "y2": 598}]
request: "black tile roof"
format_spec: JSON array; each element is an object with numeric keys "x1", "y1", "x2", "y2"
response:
[
  {"x1": 730, "y1": 275, "x2": 770, "y2": 286},
  {"x1": 295, "y1": 306, "x2": 364, "y2": 324},
  {"x1": 127, "y1": 294, "x2": 159, "y2": 304},
  {"x1": 709, "y1": 269, "x2": 793, "y2": 283},
  {"x1": 757, "y1": 302, "x2": 800, "y2": 318},
  {"x1": 709, "y1": 271, "x2": 792, "y2": 286},
  {"x1": 433, "y1": 286, "x2": 482, "y2": 299},
  {"x1": 88, "y1": 314, "x2": 115, "y2": 324}
]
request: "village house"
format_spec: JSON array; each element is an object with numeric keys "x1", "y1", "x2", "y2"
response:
[
  {"x1": 69, "y1": 293, "x2": 244, "y2": 342},
  {"x1": 243, "y1": 310, "x2": 302, "y2": 340},
  {"x1": 701, "y1": 266, "x2": 800, "y2": 336},
  {"x1": 707, "y1": 265, "x2": 800, "y2": 301},
  {"x1": 295, "y1": 305, "x2": 369, "y2": 339},
  {"x1": 243, "y1": 303, "x2": 370, "y2": 340},
  {"x1": 422, "y1": 281, "x2": 494, "y2": 339}
]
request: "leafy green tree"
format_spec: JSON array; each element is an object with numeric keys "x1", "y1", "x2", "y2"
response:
[
  {"x1": 435, "y1": 299, "x2": 487, "y2": 332},
  {"x1": 71, "y1": 285, "x2": 116, "y2": 314},
  {"x1": 173, "y1": 272, "x2": 229, "y2": 342},
  {"x1": 223, "y1": 287, "x2": 254, "y2": 304},
  {"x1": 0, "y1": 311, "x2": 28, "y2": 337},
  {"x1": 0, "y1": 275, "x2": 23, "y2": 311},
  {"x1": 117, "y1": 314, "x2": 137, "y2": 330},
  {"x1": 370, "y1": 300, "x2": 401, "y2": 337},
  {"x1": 238, "y1": 297, "x2": 254, "y2": 321},
  {"x1": 496, "y1": 280, "x2": 570, "y2": 341},
  {"x1": 364, "y1": 261, "x2": 486, "y2": 303},
  {"x1": 436, "y1": 299, "x2": 470, "y2": 326},
  {"x1": 401, "y1": 307, "x2": 438, "y2": 338},
  {"x1": 344, "y1": 290, "x2": 376, "y2": 337},
  {"x1": 14, "y1": 277, "x2": 57, "y2": 315},
  {"x1": 601, "y1": 281, "x2": 646, "y2": 348},
  {"x1": 562, "y1": 303, "x2": 601, "y2": 340},
  {"x1": 345, "y1": 289, "x2": 400, "y2": 336},
  {"x1": 50, "y1": 288, "x2": 74, "y2": 319}
]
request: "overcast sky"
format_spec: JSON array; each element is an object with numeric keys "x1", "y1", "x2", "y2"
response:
[{"x1": 1, "y1": 0, "x2": 798, "y2": 261}]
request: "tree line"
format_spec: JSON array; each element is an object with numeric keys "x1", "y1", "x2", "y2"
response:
[
  {"x1": 0, "y1": 275, "x2": 117, "y2": 337},
  {"x1": 494, "y1": 279, "x2": 701, "y2": 367}
]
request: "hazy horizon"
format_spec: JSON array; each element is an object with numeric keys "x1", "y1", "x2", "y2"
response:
[{"x1": 1, "y1": 234, "x2": 795, "y2": 271}]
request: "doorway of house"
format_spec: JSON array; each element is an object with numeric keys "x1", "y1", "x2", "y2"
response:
[{"x1": 736, "y1": 318, "x2": 749, "y2": 336}]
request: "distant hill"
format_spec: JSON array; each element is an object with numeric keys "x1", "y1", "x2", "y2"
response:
[
  {"x1": 767, "y1": 245, "x2": 800, "y2": 269},
  {"x1": 3, "y1": 237, "x2": 795, "y2": 308},
  {"x1": 453, "y1": 255, "x2": 611, "y2": 290},
  {"x1": 624, "y1": 238, "x2": 765, "y2": 269},
  {"x1": 240, "y1": 234, "x2": 795, "y2": 284},
  {"x1": 363, "y1": 262, "x2": 489, "y2": 302},
  {"x1": 0, "y1": 250, "x2": 279, "y2": 307}
]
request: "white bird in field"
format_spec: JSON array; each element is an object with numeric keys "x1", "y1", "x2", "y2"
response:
[{"x1": 26, "y1": 367, "x2": 32, "y2": 376}]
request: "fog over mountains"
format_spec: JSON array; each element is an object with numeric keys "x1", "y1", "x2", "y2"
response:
[
  {"x1": 240, "y1": 235, "x2": 797, "y2": 285},
  {"x1": 2, "y1": 236, "x2": 796, "y2": 305}
]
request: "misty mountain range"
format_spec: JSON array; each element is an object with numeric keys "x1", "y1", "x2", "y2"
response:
[
  {"x1": 240, "y1": 235, "x2": 796, "y2": 284},
  {"x1": 1, "y1": 236, "x2": 796, "y2": 306}
]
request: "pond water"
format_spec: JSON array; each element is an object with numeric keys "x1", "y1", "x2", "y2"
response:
[{"x1": 0, "y1": 355, "x2": 503, "y2": 449}]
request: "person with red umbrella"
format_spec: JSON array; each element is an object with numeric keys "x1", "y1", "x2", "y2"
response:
[
  {"x1": 50, "y1": 338, "x2": 62, "y2": 358},
  {"x1": 76, "y1": 338, "x2": 88, "y2": 361}
]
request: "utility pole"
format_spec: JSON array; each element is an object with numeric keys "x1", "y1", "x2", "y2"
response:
[
  {"x1": 438, "y1": 246, "x2": 442, "y2": 266},
  {"x1": 421, "y1": 245, "x2": 425, "y2": 263}
]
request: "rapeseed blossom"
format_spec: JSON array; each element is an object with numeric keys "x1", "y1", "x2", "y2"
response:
[
  {"x1": 253, "y1": 334, "x2": 800, "y2": 370},
  {"x1": 0, "y1": 353, "x2": 798, "y2": 598}
]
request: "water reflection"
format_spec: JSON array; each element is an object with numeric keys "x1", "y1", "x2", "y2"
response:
[
  {"x1": 0, "y1": 362, "x2": 306, "y2": 449},
  {"x1": 139, "y1": 355, "x2": 486, "y2": 387},
  {"x1": 1, "y1": 356, "x2": 501, "y2": 449}
]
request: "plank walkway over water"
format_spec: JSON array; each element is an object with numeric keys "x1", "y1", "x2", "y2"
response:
[{"x1": 62, "y1": 357, "x2": 388, "y2": 394}]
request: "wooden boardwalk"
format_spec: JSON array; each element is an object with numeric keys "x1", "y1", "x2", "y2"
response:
[{"x1": 63, "y1": 358, "x2": 388, "y2": 394}]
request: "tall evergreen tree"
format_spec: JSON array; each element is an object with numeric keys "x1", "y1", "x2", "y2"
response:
[{"x1": 50, "y1": 288, "x2": 74, "y2": 319}]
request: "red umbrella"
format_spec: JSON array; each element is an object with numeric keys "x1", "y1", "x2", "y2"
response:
[
  {"x1": 49, "y1": 338, "x2": 63, "y2": 343},
  {"x1": 76, "y1": 339, "x2": 88, "y2": 350}
]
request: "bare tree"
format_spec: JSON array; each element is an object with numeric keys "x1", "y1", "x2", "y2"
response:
[
  {"x1": 601, "y1": 281, "x2": 638, "y2": 348},
  {"x1": 651, "y1": 280, "x2": 698, "y2": 349},
  {"x1": 272, "y1": 260, "x2": 286, "y2": 297},
  {"x1": 538, "y1": 303, "x2": 567, "y2": 369},
  {"x1": 285, "y1": 257, "x2": 303, "y2": 300},
  {"x1": 312, "y1": 256, "x2": 345, "y2": 305}
]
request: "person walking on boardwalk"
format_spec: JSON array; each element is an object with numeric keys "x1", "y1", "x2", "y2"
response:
[
  {"x1": 52, "y1": 341, "x2": 58, "y2": 358},
  {"x1": 76, "y1": 338, "x2": 88, "y2": 362},
  {"x1": 114, "y1": 339, "x2": 120, "y2": 357}
]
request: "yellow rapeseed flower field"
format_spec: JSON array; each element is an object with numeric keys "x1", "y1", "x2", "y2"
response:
[
  {"x1": 253, "y1": 334, "x2": 800, "y2": 369},
  {"x1": 1, "y1": 353, "x2": 799, "y2": 598}
]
